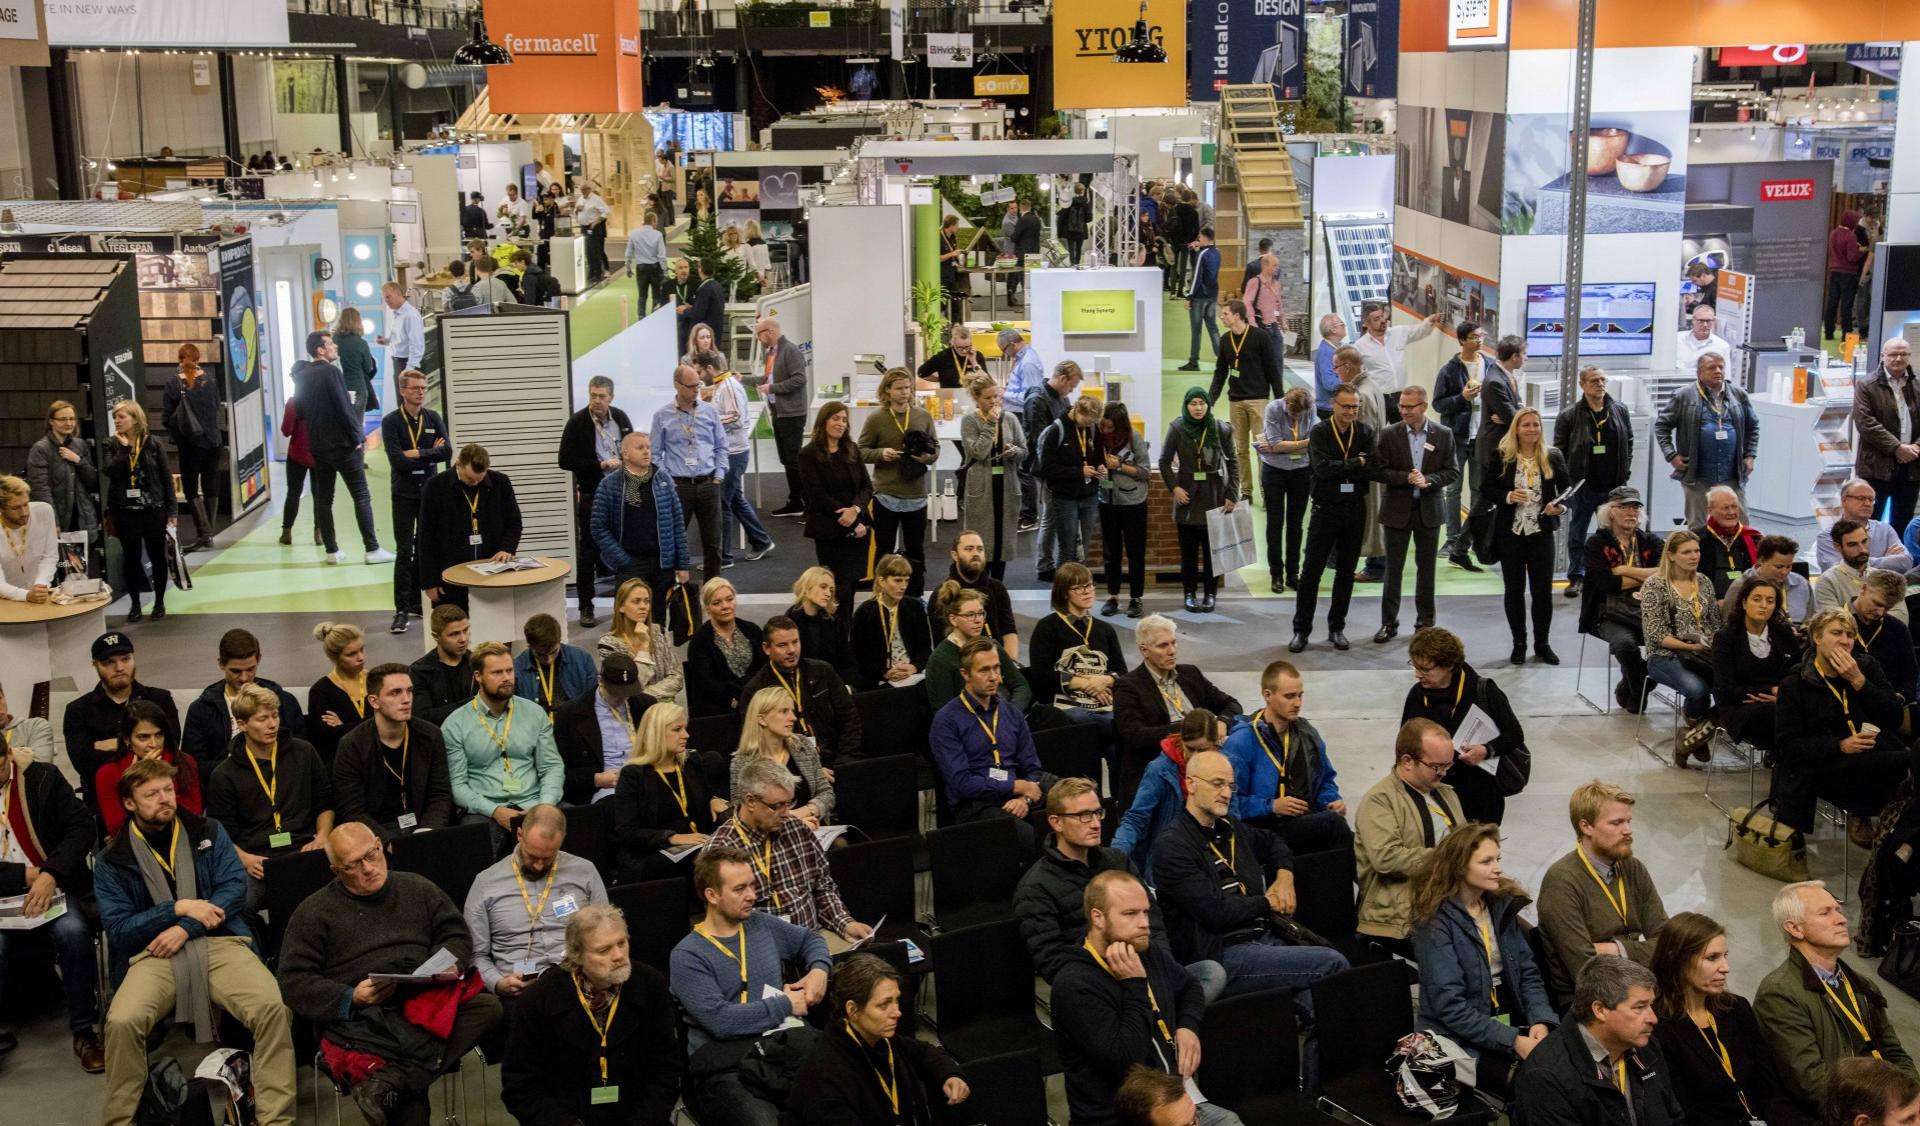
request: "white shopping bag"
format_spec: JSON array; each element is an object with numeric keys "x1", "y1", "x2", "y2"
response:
[{"x1": 1206, "y1": 504, "x2": 1257, "y2": 575}]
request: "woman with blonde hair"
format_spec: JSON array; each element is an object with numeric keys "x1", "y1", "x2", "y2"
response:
[
  {"x1": 103, "y1": 399, "x2": 176, "y2": 622},
  {"x1": 734, "y1": 686, "x2": 834, "y2": 828},
  {"x1": 685, "y1": 576, "x2": 766, "y2": 717},
  {"x1": 850, "y1": 553, "x2": 933, "y2": 690},
  {"x1": 305, "y1": 620, "x2": 367, "y2": 763},
  {"x1": 788, "y1": 565, "x2": 857, "y2": 681},
  {"x1": 1774, "y1": 607, "x2": 1910, "y2": 833},
  {"x1": 1641, "y1": 529, "x2": 1722, "y2": 761},
  {"x1": 1481, "y1": 405, "x2": 1567, "y2": 665},
  {"x1": 610, "y1": 700, "x2": 721, "y2": 881},
  {"x1": 163, "y1": 341, "x2": 225, "y2": 551},
  {"x1": 597, "y1": 577, "x2": 683, "y2": 705},
  {"x1": 1409, "y1": 823, "x2": 1556, "y2": 1093},
  {"x1": 959, "y1": 374, "x2": 1026, "y2": 580}
]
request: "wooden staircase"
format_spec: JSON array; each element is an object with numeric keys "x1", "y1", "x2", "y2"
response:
[{"x1": 1219, "y1": 84, "x2": 1305, "y2": 230}]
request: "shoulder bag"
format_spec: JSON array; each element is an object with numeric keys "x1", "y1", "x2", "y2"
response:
[{"x1": 1725, "y1": 799, "x2": 1809, "y2": 883}]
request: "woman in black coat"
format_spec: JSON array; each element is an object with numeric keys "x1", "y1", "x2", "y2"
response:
[
  {"x1": 1481, "y1": 407, "x2": 1569, "y2": 665},
  {"x1": 787, "y1": 953, "x2": 970, "y2": 1126},
  {"x1": 850, "y1": 553, "x2": 934, "y2": 690},
  {"x1": 102, "y1": 400, "x2": 177, "y2": 622},
  {"x1": 1401, "y1": 626, "x2": 1527, "y2": 825},
  {"x1": 1710, "y1": 573, "x2": 1801, "y2": 755},
  {"x1": 796, "y1": 403, "x2": 873, "y2": 635},
  {"x1": 683, "y1": 578, "x2": 765, "y2": 718},
  {"x1": 1773, "y1": 608, "x2": 1914, "y2": 834},
  {"x1": 608, "y1": 701, "x2": 719, "y2": 883},
  {"x1": 790, "y1": 566, "x2": 859, "y2": 682},
  {"x1": 162, "y1": 343, "x2": 224, "y2": 552}
]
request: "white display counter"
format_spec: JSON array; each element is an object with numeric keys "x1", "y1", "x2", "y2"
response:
[{"x1": 552, "y1": 235, "x2": 589, "y2": 296}]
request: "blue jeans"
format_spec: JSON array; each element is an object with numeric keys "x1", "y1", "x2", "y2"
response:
[
  {"x1": 1563, "y1": 481, "x2": 1607, "y2": 581},
  {"x1": 1187, "y1": 297, "x2": 1220, "y2": 364},
  {"x1": 1035, "y1": 489, "x2": 1055, "y2": 570},
  {"x1": 720, "y1": 449, "x2": 772, "y2": 560},
  {"x1": 1442, "y1": 435, "x2": 1475, "y2": 556},
  {"x1": 1185, "y1": 958, "x2": 1228, "y2": 1005},
  {"x1": 696, "y1": 1071, "x2": 780, "y2": 1126},
  {"x1": 0, "y1": 905, "x2": 98, "y2": 1032},
  {"x1": 1050, "y1": 493, "x2": 1099, "y2": 564},
  {"x1": 1647, "y1": 650, "x2": 1713, "y2": 721}
]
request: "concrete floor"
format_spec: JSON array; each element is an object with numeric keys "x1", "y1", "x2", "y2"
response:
[{"x1": 4, "y1": 469, "x2": 1916, "y2": 1124}]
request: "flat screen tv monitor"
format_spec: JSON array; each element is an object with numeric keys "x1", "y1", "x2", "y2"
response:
[{"x1": 1523, "y1": 282, "x2": 1656, "y2": 358}]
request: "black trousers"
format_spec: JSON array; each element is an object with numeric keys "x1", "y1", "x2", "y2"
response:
[
  {"x1": 1867, "y1": 476, "x2": 1920, "y2": 539},
  {"x1": 1495, "y1": 527, "x2": 1556, "y2": 647},
  {"x1": 1447, "y1": 757, "x2": 1505, "y2": 824},
  {"x1": 955, "y1": 771, "x2": 1061, "y2": 859},
  {"x1": 1825, "y1": 270, "x2": 1861, "y2": 338},
  {"x1": 633, "y1": 263, "x2": 666, "y2": 314},
  {"x1": 112, "y1": 509, "x2": 169, "y2": 603},
  {"x1": 573, "y1": 476, "x2": 604, "y2": 613},
  {"x1": 176, "y1": 442, "x2": 221, "y2": 504},
  {"x1": 1294, "y1": 500, "x2": 1365, "y2": 633},
  {"x1": 1262, "y1": 465, "x2": 1311, "y2": 582},
  {"x1": 1589, "y1": 620, "x2": 1647, "y2": 698},
  {"x1": 281, "y1": 461, "x2": 311, "y2": 531},
  {"x1": 1101, "y1": 501, "x2": 1147, "y2": 599},
  {"x1": 585, "y1": 222, "x2": 608, "y2": 280},
  {"x1": 814, "y1": 536, "x2": 865, "y2": 638},
  {"x1": 1381, "y1": 522, "x2": 1440, "y2": 629},
  {"x1": 1772, "y1": 741, "x2": 1912, "y2": 831},
  {"x1": 1176, "y1": 522, "x2": 1215, "y2": 596},
  {"x1": 312, "y1": 451, "x2": 380, "y2": 554},
  {"x1": 391, "y1": 492, "x2": 423, "y2": 615},
  {"x1": 1246, "y1": 809, "x2": 1355, "y2": 854},
  {"x1": 772, "y1": 414, "x2": 806, "y2": 510},
  {"x1": 674, "y1": 476, "x2": 724, "y2": 585},
  {"x1": 870, "y1": 502, "x2": 928, "y2": 597}
]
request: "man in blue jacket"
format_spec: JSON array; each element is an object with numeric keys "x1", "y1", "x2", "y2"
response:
[
  {"x1": 1223, "y1": 659, "x2": 1352, "y2": 854},
  {"x1": 590, "y1": 432, "x2": 690, "y2": 621},
  {"x1": 512, "y1": 612, "x2": 597, "y2": 714},
  {"x1": 1177, "y1": 227, "x2": 1221, "y2": 372},
  {"x1": 95, "y1": 757, "x2": 295, "y2": 1126}
]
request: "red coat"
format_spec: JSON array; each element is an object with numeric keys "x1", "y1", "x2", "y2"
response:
[
  {"x1": 94, "y1": 749, "x2": 203, "y2": 836},
  {"x1": 280, "y1": 399, "x2": 313, "y2": 468}
]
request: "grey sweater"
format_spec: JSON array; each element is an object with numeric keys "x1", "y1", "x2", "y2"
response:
[
  {"x1": 277, "y1": 871, "x2": 473, "y2": 1023},
  {"x1": 667, "y1": 913, "x2": 831, "y2": 1053}
]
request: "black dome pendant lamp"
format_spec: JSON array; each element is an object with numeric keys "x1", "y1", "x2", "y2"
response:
[{"x1": 453, "y1": 20, "x2": 513, "y2": 66}]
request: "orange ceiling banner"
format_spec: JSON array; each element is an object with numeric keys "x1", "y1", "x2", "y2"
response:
[
  {"x1": 484, "y1": 0, "x2": 644, "y2": 115},
  {"x1": 1404, "y1": 0, "x2": 1920, "y2": 52}
]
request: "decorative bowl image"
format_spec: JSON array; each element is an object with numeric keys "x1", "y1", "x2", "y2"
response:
[
  {"x1": 1614, "y1": 152, "x2": 1672, "y2": 193},
  {"x1": 1578, "y1": 128, "x2": 1631, "y2": 175}
]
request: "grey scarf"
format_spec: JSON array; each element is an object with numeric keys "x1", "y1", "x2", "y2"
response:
[{"x1": 130, "y1": 821, "x2": 216, "y2": 1042}]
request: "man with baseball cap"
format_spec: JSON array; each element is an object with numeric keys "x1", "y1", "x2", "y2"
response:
[
  {"x1": 62, "y1": 631, "x2": 179, "y2": 804},
  {"x1": 1575, "y1": 486, "x2": 1662, "y2": 713},
  {"x1": 551, "y1": 652, "x2": 647, "y2": 805}
]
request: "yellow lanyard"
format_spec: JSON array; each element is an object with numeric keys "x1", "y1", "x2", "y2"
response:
[
  {"x1": 1821, "y1": 971, "x2": 1884, "y2": 1058},
  {"x1": 1613, "y1": 1057, "x2": 1629, "y2": 1094},
  {"x1": 1155, "y1": 674, "x2": 1186, "y2": 716},
  {"x1": 657, "y1": 767, "x2": 694, "y2": 831},
  {"x1": 136, "y1": 819, "x2": 180, "y2": 881},
  {"x1": 1476, "y1": 910, "x2": 1501, "y2": 1010},
  {"x1": 244, "y1": 741, "x2": 282, "y2": 831},
  {"x1": 572, "y1": 973, "x2": 622, "y2": 1085},
  {"x1": 0, "y1": 519, "x2": 26, "y2": 560},
  {"x1": 694, "y1": 923, "x2": 750, "y2": 1002},
  {"x1": 1427, "y1": 797, "x2": 1457, "y2": 829},
  {"x1": 1589, "y1": 407, "x2": 1609, "y2": 441},
  {"x1": 533, "y1": 658, "x2": 557, "y2": 713},
  {"x1": 1084, "y1": 941, "x2": 1176, "y2": 1043},
  {"x1": 889, "y1": 408, "x2": 911, "y2": 437},
  {"x1": 735, "y1": 820, "x2": 783, "y2": 911},
  {"x1": 1074, "y1": 425, "x2": 1090, "y2": 461},
  {"x1": 404, "y1": 408, "x2": 425, "y2": 451},
  {"x1": 1055, "y1": 611, "x2": 1092, "y2": 648},
  {"x1": 1226, "y1": 329, "x2": 1246, "y2": 364},
  {"x1": 464, "y1": 487, "x2": 481, "y2": 534},
  {"x1": 847, "y1": 1028, "x2": 900, "y2": 1116},
  {"x1": 1331, "y1": 422, "x2": 1354, "y2": 460},
  {"x1": 960, "y1": 692, "x2": 1001, "y2": 766},
  {"x1": 383, "y1": 728, "x2": 409, "y2": 804},
  {"x1": 1423, "y1": 671, "x2": 1467, "y2": 718},
  {"x1": 512, "y1": 854, "x2": 559, "y2": 955},
  {"x1": 128, "y1": 438, "x2": 142, "y2": 475},
  {"x1": 472, "y1": 698, "x2": 516, "y2": 773},
  {"x1": 1819, "y1": 671, "x2": 1858, "y2": 735},
  {"x1": 1204, "y1": 830, "x2": 1245, "y2": 893},
  {"x1": 332, "y1": 671, "x2": 367, "y2": 719},
  {"x1": 1250, "y1": 716, "x2": 1289, "y2": 800},
  {"x1": 1696, "y1": 1016, "x2": 1756, "y2": 1115},
  {"x1": 770, "y1": 665, "x2": 812, "y2": 736},
  {"x1": 1576, "y1": 846, "x2": 1630, "y2": 925},
  {"x1": 1863, "y1": 621, "x2": 1885, "y2": 649},
  {"x1": 879, "y1": 602, "x2": 899, "y2": 660},
  {"x1": 1697, "y1": 383, "x2": 1726, "y2": 427}
]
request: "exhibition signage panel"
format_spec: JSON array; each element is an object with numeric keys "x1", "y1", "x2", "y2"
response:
[
  {"x1": 218, "y1": 238, "x2": 269, "y2": 514},
  {"x1": 0, "y1": 0, "x2": 47, "y2": 68},
  {"x1": 1061, "y1": 290, "x2": 1139, "y2": 335},
  {"x1": 927, "y1": 33, "x2": 974, "y2": 68},
  {"x1": 47, "y1": 0, "x2": 288, "y2": 47},
  {"x1": 1447, "y1": 0, "x2": 1509, "y2": 49},
  {"x1": 1188, "y1": 0, "x2": 1304, "y2": 101},
  {"x1": 1051, "y1": 0, "x2": 1186, "y2": 110},
  {"x1": 1343, "y1": 0, "x2": 1396, "y2": 98},
  {"x1": 484, "y1": 0, "x2": 644, "y2": 115},
  {"x1": 974, "y1": 73, "x2": 1030, "y2": 97},
  {"x1": 1402, "y1": 0, "x2": 1920, "y2": 52}
]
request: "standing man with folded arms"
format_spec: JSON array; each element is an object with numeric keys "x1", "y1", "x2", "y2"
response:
[{"x1": 378, "y1": 369, "x2": 449, "y2": 634}]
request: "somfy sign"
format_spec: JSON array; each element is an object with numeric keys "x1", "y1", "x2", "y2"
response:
[{"x1": 47, "y1": 0, "x2": 288, "y2": 47}]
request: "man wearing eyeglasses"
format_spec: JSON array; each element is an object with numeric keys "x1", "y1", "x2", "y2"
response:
[
  {"x1": 1354, "y1": 718, "x2": 1466, "y2": 960},
  {"x1": 707, "y1": 758, "x2": 872, "y2": 952},
  {"x1": 277, "y1": 821, "x2": 500, "y2": 1126}
]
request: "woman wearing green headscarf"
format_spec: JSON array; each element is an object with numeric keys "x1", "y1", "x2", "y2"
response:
[{"x1": 1158, "y1": 387, "x2": 1239, "y2": 612}]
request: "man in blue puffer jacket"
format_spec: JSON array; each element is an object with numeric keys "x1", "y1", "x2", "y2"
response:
[
  {"x1": 589, "y1": 431, "x2": 690, "y2": 621},
  {"x1": 1222, "y1": 659, "x2": 1352, "y2": 855}
]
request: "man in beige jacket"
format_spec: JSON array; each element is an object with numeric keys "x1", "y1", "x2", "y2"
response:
[{"x1": 1355, "y1": 718, "x2": 1466, "y2": 958}]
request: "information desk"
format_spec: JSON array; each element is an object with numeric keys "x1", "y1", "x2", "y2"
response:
[
  {"x1": 438, "y1": 557, "x2": 572, "y2": 654},
  {"x1": 0, "y1": 596, "x2": 111, "y2": 704}
]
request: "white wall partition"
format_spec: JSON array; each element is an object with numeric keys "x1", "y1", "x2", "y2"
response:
[
  {"x1": 1026, "y1": 266, "x2": 1166, "y2": 443},
  {"x1": 809, "y1": 203, "x2": 908, "y2": 390}
]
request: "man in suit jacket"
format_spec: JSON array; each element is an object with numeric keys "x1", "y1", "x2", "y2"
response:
[
  {"x1": 1110, "y1": 613, "x2": 1242, "y2": 807},
  {"x1": 1292, "y1": 380, "x2": 1376, "y2": 653},
  {"x1": 1474, "y1": 334, "x2": 1525, "y2": 477},
  {"x1": 1010, "y1": 199, "x2": 1042, "y2": 305},
  {"x1": 556, "y1": 376, "x2": 633, "y2": 627},
  {"x1": 754, "y1": 315, "x2": 810, "y2": 517},
  {"x1": 682, "y1": 258, "x2": 726, "y2": 355},
  {"x1": 1375, "y1": 386, "x2": 1459, "y2": 642}
]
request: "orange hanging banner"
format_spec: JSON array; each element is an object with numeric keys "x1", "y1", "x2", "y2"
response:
[{"x1": 484, "y1": 0, "x2": 644, "y2": 115}]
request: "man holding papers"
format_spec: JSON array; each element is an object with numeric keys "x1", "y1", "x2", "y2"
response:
[
  {"x1": 278, "y1": 822, "x2": 501, "y2": 1126},
  {"x1": 707, "y1": 758, "x2": 871, "y2": 951},
  {"x1": 1399, "y1": 627, "x2": 1529, "y2": 825}
]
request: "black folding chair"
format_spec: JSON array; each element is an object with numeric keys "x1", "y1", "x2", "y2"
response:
[
  {"x1": 388, "y1": 819, "x2": 494, "y2": 907},
  {"x1": 925, "y1": 918, "x2": 1059, "y2": 1074},
  {"x1": 952, "y1": 1049, "x2": 1049, "y2": 1126},
  {"x1": 607, "y1": 879, "x2": 695, "y2": 973},
  {"x1": 833, "y1": 754, "x2": 920, "y2": 841},
  {"x1": 688, "y1": 713, "x2": 743, "y2": 799},
  {"x1": 855, "y1": 687, "x2": 938, "y2": 796},
  {"x1": 560, "y1": 798, "x2": 616, "y2": 884},
  {"x1": 260, "y1": 848, "x2": 335, "y2": 961},
  {"x1": 1314, "y1": 961, "x2": 1498, "y2": 1125},
  {"x1": 1198, "y1": 986, "x2": 1338, "y2": 1123},
  {"x1": 1290, "y1": 846, "x2": 1391, "y2": 966},
  {"x1": 1031, "y1": 721, "x2": 1108, "y2": 791},
  {"x1": 827, "y1": 837, "x2": 924, "y2": 948},
  {"x1": 926, "y1": 817, "x2": 1025, "y2": 930}
]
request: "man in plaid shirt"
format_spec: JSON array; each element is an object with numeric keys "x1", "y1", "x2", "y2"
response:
[{"x1": 709, "y1": 758, "x2": 874, "y2": 951}]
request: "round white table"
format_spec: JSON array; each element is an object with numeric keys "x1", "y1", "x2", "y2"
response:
[
  {"x1": 0, "y1": 596, "x2": 111, "y2": 706},
  {"x1": 440, "y1": 556, "x2": 573, "y2": 652}
]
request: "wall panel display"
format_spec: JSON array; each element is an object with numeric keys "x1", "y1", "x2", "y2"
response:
[
  {"x1": 1684, "y1": 160, "x2": 1832, "y2": 348},
  {"x1": 47, "y1": 0, "x2": 289, "y2": 47},
  {"x1": 1343, "y1": 0, "x2": 1397, "y2": 98},
  {"x1": 1503, "y1": 111, "x2": 1688, "y2": 236},
  {"x1": 1523, "y1": 282, "x2": 1655, "y2": 357},
  {"x1": 1390, "y1": 244, "x2": 1499, "y2": 337},
  {"x1": 218, "y1": 238, "x2": 269, "y2": 513},
  {"x1": 1395, "y1": 106, "x2": 1503, "y2": 233}
]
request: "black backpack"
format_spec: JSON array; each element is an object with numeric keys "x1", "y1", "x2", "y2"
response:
[{"x1": 445, "y1": 282, "x2": 480, "y2": 311}]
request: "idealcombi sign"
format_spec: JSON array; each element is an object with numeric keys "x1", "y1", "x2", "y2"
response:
[{"x1": 1050, "y1": 0, "x2": 1186, "y2": 110}]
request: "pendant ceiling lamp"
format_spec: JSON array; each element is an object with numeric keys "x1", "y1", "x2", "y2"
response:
[
  {"x1": 1113, "y1": 0, "x2": 1166, "y2": 63},
  {"x1": 453, "y1": 20, "x2": 513, "y2": 66}
]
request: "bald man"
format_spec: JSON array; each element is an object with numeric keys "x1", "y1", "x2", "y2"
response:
[
  {"x1": 755, "y1": 316, "x2": 811, "y2": 516},
  {"x1": 277, "y1": 823, "x2": 500, "y2": 1123}
]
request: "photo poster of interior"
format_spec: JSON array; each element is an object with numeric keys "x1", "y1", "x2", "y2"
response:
[
  {"x1": 1395, "y1": 105, "x2": 1505, "y2": 233},
  {"x1": 1502, "y1": 111, "x2": 1688, "y2": 237},
  {"x1": 1390, "y1": 245, "x2": 1499, "y2": 338}
]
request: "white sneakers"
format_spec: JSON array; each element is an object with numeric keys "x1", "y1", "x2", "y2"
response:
[
  {"x1": 324, "y1": 551, "x2": 346, "y2": 565},
  {"x1": 365, "y1": 548, "x2": 397, "y2": 565}
]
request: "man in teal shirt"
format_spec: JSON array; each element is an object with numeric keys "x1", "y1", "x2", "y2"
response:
[{"x1": 444, "y1": 640, "x2": 564, "y2": 849}]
